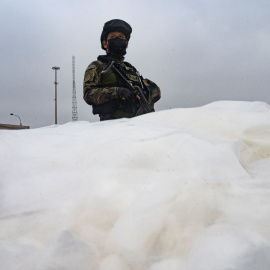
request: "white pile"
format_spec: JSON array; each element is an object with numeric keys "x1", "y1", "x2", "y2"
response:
[{"x1": 1, "y1": 101, "x2": 270, "y2": 270}]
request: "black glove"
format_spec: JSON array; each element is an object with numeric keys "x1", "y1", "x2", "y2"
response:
[{"x1": 117, "y1": 87, "x2": 135, "y2": 103}]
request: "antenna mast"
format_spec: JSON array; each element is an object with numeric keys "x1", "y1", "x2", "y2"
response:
[{"x1": 72, "y1": 56, "x2": 78, "y2": 121}]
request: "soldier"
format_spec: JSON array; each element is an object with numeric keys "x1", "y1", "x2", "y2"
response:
[{"x1": 83, "y1": 19, "x2": 161, "y2": 121}]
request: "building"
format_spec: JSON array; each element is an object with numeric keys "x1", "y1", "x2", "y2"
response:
[{"x1": 0, "y1": 124, "x2": 30, "y2": 130}]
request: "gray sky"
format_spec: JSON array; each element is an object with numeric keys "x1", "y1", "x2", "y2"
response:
[{"x1": 1, "y1": 0, "x2": 270, "y2": 128}]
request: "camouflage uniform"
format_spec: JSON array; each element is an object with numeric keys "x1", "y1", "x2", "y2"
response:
[{"x1": 83, "y1": 54, "x2": 161, "y2": 120}]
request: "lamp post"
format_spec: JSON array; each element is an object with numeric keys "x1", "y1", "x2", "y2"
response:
[
  {"x1": 10, "y1": 113, "x2": 22, "y2": 126},
  {"x1": 52, "y1": 66, "x2": 60, "y2": 125}
]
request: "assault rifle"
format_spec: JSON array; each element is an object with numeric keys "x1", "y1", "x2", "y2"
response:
[{"x1": 101, "y1": 61, "x2": 154, "y2": 116}]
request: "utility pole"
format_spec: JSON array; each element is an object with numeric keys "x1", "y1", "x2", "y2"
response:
[
  {"x1": 72, "y1": 56, "x2": 78, "y2": 121},
  {"x1": 52, "y1": 66, "x2": 60, "y2": 124}
]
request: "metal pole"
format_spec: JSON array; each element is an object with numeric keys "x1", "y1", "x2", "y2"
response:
[
  {"x1": 52, "y1": 66, "x2": 60, "y2": 125},
  {"x1": 55, "y1": 69, "x2": 57, "y2": 125}
]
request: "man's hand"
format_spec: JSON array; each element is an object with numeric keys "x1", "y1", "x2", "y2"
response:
[{"x1": 117, "y1": 87, "x2": 136, "y2": 102}]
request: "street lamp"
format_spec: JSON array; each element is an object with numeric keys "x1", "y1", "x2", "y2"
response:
[
  {"x1": 52, "y1": 66, "x2": 60, "y2": 125},
  {"x1": 10, "y1": 113, "x2": 22, "y2": 126}
]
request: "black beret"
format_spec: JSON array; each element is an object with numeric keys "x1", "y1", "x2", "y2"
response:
[{"x1": 100, "y1": 19, "x2": 132, "y2": 50}]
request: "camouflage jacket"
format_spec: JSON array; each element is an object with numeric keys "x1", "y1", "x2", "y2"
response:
[{"x1": 83, "y1": 54, "x2": 161, "y2": 119}]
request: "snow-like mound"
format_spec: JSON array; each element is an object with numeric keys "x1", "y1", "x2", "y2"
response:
[{"x1": 1, "y1": 101, "x2": 270, "y2": 270}]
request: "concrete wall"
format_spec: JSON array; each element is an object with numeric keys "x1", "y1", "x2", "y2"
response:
[{"x1": 0, "y1": 124, "x2": 30, "y2": 130}]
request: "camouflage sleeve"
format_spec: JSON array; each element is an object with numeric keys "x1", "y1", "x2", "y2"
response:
[
  {"x1": 143, "y1": 78, "x2": 161, "y2": 104},
  {"x1": 83, "y1": 61, "x2": 119, "y2": 105}
]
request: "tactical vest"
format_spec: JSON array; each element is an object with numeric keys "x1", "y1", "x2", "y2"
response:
[{"x1": 94, "y1": 55, "x2": 151, "y2": 117}]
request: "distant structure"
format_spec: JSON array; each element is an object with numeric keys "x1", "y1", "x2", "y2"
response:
[
  {"x1": 52, "y1": 66, "x2": 60, "y2": 125},
  {"x1": 72, "y1": 56, "x2": 78, "y2": 121},
  {"x1": 0, "y1": 113, "x2": 30, "y2": 129},
  {"x1": 0, "y1": 124, "x2": 30, "y2": 130}
]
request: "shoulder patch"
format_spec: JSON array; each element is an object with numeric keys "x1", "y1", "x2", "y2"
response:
[
  {"x1": 84, "y1": 69, "x2": 95, "y2": 82},
  {"x1": 87, "y1": 64, "x2": 97, "y2": 70}
]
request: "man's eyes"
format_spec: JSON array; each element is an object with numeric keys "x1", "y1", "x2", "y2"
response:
[{"x1": 109, "y1": 35, "x2": 125, "y2": 39}]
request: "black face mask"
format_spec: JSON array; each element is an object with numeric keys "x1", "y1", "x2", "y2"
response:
[{"x1": 107, "y1": 37, "x2": 128, "y2": 56}]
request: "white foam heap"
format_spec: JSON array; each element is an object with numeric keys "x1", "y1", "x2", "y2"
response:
[{"x1": 1, "y1": 101, "x2": 270, "y2": 270}]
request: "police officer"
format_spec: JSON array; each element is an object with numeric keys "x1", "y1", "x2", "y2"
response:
[{"x1": 83, "y1": 19, "x2": 161, "y2": 121}]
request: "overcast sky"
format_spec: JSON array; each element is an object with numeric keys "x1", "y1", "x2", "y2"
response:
[{"x1": 1, "y1": 0, "x2": 270, "y2": 128}]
